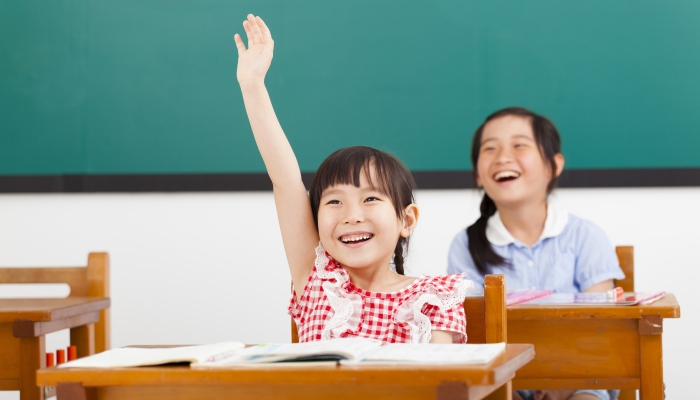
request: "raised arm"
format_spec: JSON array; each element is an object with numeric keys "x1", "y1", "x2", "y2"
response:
[{"x1": 235, "y1": 15, "x2": 318, "y2": 293}]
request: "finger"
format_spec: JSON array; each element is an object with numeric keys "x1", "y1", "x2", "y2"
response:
[
  {"x1": 256, "y1": 16, "x2": 272, "y2": 40},
  {"x1": 233, "y1": 33, "x2": 246, "y2": 55},
  {"x1": 243, "y1": 20, "x2": 254, "y2": 47},
  {"x1": 248, "y1": 14, "x2": 264, "y2": 44}
]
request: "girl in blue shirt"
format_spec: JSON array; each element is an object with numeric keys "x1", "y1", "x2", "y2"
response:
[{"x1": 447, "y1": 107, "x2": 624, "y2": 400}]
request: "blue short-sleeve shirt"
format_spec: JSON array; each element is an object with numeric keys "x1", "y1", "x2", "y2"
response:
[{"x1": 447, "y1": 205, "x2": 624, "y2": 293}]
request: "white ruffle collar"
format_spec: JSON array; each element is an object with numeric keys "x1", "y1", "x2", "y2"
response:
[
  {"x1": 314, "y1": 243, "x2": 472, "y2": 343},
  {"x1": 486, "y1": 202, "x2": 569, "y2": 247}
]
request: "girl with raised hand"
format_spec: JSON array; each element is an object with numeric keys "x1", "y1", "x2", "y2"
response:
[
  {"x1": 234, "y1": 15, "x2": 471, "y2": 344},
  {"x1": 447, "y1": 107, "x2": 624, "y2": 400}
]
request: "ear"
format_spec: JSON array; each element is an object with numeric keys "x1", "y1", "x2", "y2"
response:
[
  {"x1": 553, "y1": 153, "x2": 565, "y2": 178},
  {"x1": 475, "y1": 172, "x2": 483, "y2": 188},
  {"x1": 400, "y1": 204, "x2": 420, "y2": 238}
]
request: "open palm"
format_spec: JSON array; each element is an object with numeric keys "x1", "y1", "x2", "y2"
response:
[{"x1": 234, "y1": 15, "x2": 274, "y2": 85}]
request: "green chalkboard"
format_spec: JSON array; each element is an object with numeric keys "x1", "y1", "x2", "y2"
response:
[{"x1": 2, "y1": 0, "x2": 700, "y2": 176}]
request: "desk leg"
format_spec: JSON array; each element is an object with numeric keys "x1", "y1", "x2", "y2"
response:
[
  {"x1": 70, "y1": 324, "x2": 95, "y2": 358},
  {"x1": 19, "y1": 335, "x2": 44, "y2": 400},
  {"x1": 639, "y1": 315, "x2": 663, "y2": 400},
  {"x1": 483, "y1": 382, "x2": 512, "y2": 400},
  {"x1": 57, "y1": 383, "x2": 86, "y2": 400}
]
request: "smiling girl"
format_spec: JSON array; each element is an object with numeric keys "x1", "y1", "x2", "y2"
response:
[
  {"x1": 235, "y1": 15, "x2": 471, "y2": 344},
  {"x1": 447, "y1": 107, "x2": 624, "y2": 400}
]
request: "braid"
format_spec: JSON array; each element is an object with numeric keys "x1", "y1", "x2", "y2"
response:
[
  {"x1": 466, "y1": 193, "x2": 508, "y2": 275},
  {"x1": 393, "y1": 236, "x2": 407, "y2": 275}
]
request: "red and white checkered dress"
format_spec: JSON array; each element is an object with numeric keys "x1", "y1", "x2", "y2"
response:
[{"x1": 289, "y1": 244, "x2": 472, "y2": 344}]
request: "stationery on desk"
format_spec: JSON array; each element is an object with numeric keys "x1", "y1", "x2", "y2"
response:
[
  {"x1": 56, "y1": 338, "x2": 507, "y2": 369},
  {"x1": 516, "y1": 290, "x2": 665, "y2": 306}
]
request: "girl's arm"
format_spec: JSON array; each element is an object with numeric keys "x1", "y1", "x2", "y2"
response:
[
  {"x1": 583, "y1": 279, "x2": 614, "y2": 292},
  {"x1": 235, "y1": 15, "x2": 319, "y2": 293},
  {"x1": 429, "y1": 331, "x2": 454, "y2": 344}
]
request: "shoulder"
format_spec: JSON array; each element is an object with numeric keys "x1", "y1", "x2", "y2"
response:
[
  {"x1": 449, "y1": 229, "x2": 469, "y2": 248},
  {"x1": 449, "y1": 229, "x2": 471, "y2": 262},
  {"x1": 417, "y1": 273, "x2": 473, "y2": 298},
  {"x1": 561, "y1": 213, "x2": 614, "y2": 248}
]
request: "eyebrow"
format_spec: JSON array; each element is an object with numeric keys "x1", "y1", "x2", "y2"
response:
[
  {"x1": 481, "y1": 134, "x2": 535, "y2": 145},
  {"x1": 511, "y1": 134, "x2": 535, "y2": 141},
  {"x1": 321, "y1": 186, "x2": 383, "y2": 198}
]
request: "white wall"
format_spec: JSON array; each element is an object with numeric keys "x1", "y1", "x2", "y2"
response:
[{"x1": 0, "y1": 188, "x2": 697, "y2": 399}]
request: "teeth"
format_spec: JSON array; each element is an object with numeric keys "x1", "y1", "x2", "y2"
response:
[
  {"x1": 494, "y1": 171, "x2": 520, "y2": 180},
  {"x1": 340, "y1": 234, "x2": 372, "y2": 243}
]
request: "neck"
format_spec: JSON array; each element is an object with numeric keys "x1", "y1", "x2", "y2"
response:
[
  {"x1": 497, "y1": 198, "x2": 548, "y2": 247},
  {"x1": 342, "y1": 257, "x2": 413, "y2": 292}
]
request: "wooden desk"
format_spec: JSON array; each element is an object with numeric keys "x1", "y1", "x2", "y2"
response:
[
  {"x1": 37, "y1": 344, "x2": 534, "y2": 400},
  {"x1": 0, "y1": 297, "x2": 111, "y2": 400},
  {"x1": 507, "y1": 294, "x2": 680, "y2": 400}
]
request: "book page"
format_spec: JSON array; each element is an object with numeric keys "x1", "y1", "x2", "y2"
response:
[
  {"x1": 360, "y1": 343, "x2": 506, "y2": 365},
  {"x1": 198, "y1": 338, "x2": 383, "y2": 366},
  {"x1": 58, "y1": 342, "x2": 245, "y2": 368}
]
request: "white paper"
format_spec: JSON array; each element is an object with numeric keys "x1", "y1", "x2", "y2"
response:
[
  {"x1": 360, "y1": 342, "x2": 506, "y2": 365},
  {"x1": 58, "y1": 342, "x2": 245, "y2": 368}
]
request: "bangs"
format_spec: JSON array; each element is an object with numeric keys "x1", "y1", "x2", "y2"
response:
[
  {"x1": 315, "y1": 151, "x2": 393, "y2": 197},
  {"x1": 309, "y1": 146, "x2": 416, "y2": 227}
]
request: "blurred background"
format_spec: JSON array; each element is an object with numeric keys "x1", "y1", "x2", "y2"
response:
[{"x1": 1, "y1": 1, "x2": 698, "y2": 398}]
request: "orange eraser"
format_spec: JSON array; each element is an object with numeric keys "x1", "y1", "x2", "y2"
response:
[
  {"x1": 56, "y1": 349, "x2": 66, "y2": 365},
  {"x1": 46, "y1": 353, "x2": 55, "y2": 367},
  {"x1": 67, "y1": 345, "x2": 77, "y2": 361}
]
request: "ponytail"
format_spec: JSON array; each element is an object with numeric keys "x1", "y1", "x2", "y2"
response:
[
  {"x1": 393, "y1": 236, "x2": 407, "y2": 275},
  {"x1": 466, "y1": 193, "x2": 508, "y2": 275}
]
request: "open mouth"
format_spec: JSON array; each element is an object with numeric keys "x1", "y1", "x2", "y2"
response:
[
  {"x1": 493, "y1": 170, "x2": 521, "y2": 182},
  {"x1": 339, "y1": 233, "x2": 374, "y2": 244}
]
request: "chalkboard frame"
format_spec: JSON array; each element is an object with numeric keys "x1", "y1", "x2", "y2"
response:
[{"x1": 1, "y1": 168, "x2": 698, "y2": 193}]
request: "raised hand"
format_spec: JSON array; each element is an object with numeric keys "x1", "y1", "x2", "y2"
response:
[{"x1": 234, "y1": 15, "x2": 274, "y2": 86}]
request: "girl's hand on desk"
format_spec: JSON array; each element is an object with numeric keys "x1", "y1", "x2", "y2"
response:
[{"x1": 235, "y1": 14, "x2": 274, "y2": 86}]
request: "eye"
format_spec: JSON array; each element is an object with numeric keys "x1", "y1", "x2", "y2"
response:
[
  {"x1": 326, "y1": 200, "x2": 341, "y2": 205},
  {"x1": 364, "y1": 196, "x2": 380, "y2": 203},
  {"x1": 481, "y1": 146, "x2": 496, "y2": 152}
]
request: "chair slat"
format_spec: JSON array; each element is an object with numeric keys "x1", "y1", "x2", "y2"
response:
[
  {"x1": 615, "y1": 246, "x2": 635, "y2": 292},
  {"x1": 0, "y1": 268, "x2": 87, "y2": 296}
]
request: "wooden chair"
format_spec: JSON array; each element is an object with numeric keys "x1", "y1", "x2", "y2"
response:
[
  {"x1": 615, "y1": 246, "x2": 635, "y2": 400},
  {"x1": 291, "y1": 274, "x2": 508, "y2": 399},
  {"x1": 0, "y1": 252, "x2": 111, "y2": 353},
  {"x1": 615, "y1": 246, "x2": 634, "y2": 292}
]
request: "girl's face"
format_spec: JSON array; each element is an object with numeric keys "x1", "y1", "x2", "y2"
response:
[
  {"x1": 317, "y1": 167, "x2": 418, "y2": 272},
  {"x1": 476, "y1": 115, "x2": 564, "y2": 208}
]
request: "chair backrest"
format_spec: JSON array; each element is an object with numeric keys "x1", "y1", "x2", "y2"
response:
[
  {"x1": 0, "y1": 252, "x2": 111, "y2": 353},
  {"x1": 614, "y1": 246, "x2": 636, "y2": 400},
  {"x1": 464, "y1": 274, "x2": 506, "y2": 343},
  {"x1": 291, "y1": 274, "x2": 506, "y2": 344},
  {"x1": 615, "y1": 246, "x2": 634, "y2": 292}
]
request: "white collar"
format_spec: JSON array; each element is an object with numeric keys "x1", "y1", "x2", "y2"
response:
[{"x1": 485, "y1": 203, "x2": 569, "y2": 247}]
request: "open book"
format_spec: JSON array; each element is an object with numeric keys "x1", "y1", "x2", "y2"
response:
[
  {"x1": 196, "y1": 338, "x2": 384, "y2": 366},
  {"x1": 57, "y1": 339, "x2": 507, "y2": 369},
  {"x1": 57, "y1": 342, "x2": 245, "y2": 368},
  {"x1": 195, "y1": 339, "x2": 507, "y2": 367}
]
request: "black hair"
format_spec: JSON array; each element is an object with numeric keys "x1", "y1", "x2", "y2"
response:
[
  {"x1": 467, "y1": 107, "x2": 562, "y2": 275},
  {"x1": 309, "y1": 146, "x2": 416, "y2": 275}
]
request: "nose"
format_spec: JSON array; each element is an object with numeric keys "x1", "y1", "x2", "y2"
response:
[
  {"x1": 342, "y1": 202, "x2": 365, "y2": 224},
  {"x1": 495, "y1": 146, "x2": 513, "y2": 165}
]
